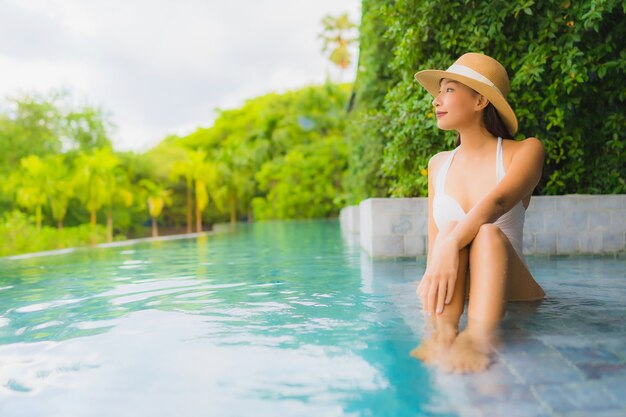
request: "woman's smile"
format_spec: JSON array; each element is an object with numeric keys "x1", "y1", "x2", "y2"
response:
[{"x1": 436, "y1": 111, "x2": 448, "y2": 118}]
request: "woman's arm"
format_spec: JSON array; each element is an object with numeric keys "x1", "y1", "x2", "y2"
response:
[
  {"x1": 426, "y1": 154, "x2": 442, "y2": 266},
  {"x1": 421, "y1": 138, "x2": 544, "y2": 316},
  {"x1": 444, "y1": 137, "x2": 545, "y2": 250},
  {"x1": 417, "y1": 153, "x2": 448, "y2": 312}
]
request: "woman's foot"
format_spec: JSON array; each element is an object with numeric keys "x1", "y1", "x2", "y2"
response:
[
  {"x1": 440, "y1": 329, "x2": 494, "y2": 373},
  {"x1": 411, "y1": 321, "x2": 458, "y2": 365}
]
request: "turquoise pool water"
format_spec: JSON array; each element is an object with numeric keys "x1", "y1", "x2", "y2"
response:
[
  {"x1": 0, "y1": 220, "x2": 445, "y2": 417},
  {"x1": 1, "y1": 220, "x2": 624, "y2": 417}
]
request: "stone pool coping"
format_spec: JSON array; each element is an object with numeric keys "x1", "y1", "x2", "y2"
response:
[{"x1": 341, "y1": 194, "x2": 626, "y2": 259}]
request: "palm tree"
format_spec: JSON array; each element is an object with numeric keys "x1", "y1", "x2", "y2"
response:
[
  {"x1": 188, "y1": 149, "x2": 223, "y2": 232},
  {"x1": 170, "y1": 155, "x2": 194, "y2": 233},
  {"x1": 74, "y1": 147, "x2": 120, "y2": 242},
  {"x1": 139, "y1": 179, "x2": 171, "y2": 237},
  {"x1": 44, "y1": 154, "x2": 74, "y2": 230},
  {"x1": 5, "y1": 155, "x2": 48, "y2": 230},
  {"x1": 215, "y1": 143, "x2": 256, "y2": 225},
  {"x1": 319, "y1": 13, "x2": 358, "y2": 79}
]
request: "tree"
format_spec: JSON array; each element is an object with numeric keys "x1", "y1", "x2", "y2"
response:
[
  {"x1": 44, "y1": 154, "x2": 75, "y2": 230},
  {"x1": 188, "y1": 149, "x2": 222, "y2": 232},
  {"x1": 319, "y1": 13, "x2": 358, "y2": 79},
  {"x1": 4, "y1": 155, "x2": 48, "y2": 230},
  {"x1": 214, "y1": 142, "x2": 256, "y2": 225},
  {"x1": 170, "y1": 154, "x2": 195, "y2": 233},
  {"x1": 74, "y1": 147, "x2": 123, "y2": 242},
  {"x1": 0, "y1": 93, "x2": 64, "y2": 173},
  {"x1": 253, "y1": 135, "x2": 348, "y2": 220},
  {"x1": 63, "y1": 105, "x2": 113, "y2": 151},
  {"x1": 139, "y1": 179, "x2": 171, "y2": 237}
]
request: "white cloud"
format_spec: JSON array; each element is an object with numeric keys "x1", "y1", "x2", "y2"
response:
[{"x1": 0, "y1": 0, "x2": 360, "y2": 152}]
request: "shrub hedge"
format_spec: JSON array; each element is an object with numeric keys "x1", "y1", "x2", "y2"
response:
[{"x1": 345, "y1": 0, "x2": 625, "y2": 200}]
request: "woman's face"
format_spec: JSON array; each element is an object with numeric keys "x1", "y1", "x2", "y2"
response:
[{"x1": 432, "y1": 78, "x2": 482, "y2": 131}]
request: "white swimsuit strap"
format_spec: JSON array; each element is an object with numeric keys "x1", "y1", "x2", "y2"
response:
[
  {"x1": 436, "y1": 147, "x2": 459, "y2": 193},
  {"x1": 496, "y1": 137, "x2": 505, "y2": 182}
]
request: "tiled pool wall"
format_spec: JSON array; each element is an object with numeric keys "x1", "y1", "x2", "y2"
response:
[{"x1": 340, "y1": 195, "x2": 626, "y2": 258}]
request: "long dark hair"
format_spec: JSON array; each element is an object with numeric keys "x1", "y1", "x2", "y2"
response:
[{"x1": 455, "y1": 103, "x2": 513, "y2": 146}]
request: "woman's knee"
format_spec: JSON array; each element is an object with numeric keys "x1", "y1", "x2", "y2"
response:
[{"x1": 472, "y1": 223, "x2": 507, "y2": 249}]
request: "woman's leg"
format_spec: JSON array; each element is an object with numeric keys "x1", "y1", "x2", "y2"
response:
[
  {"x1": 411, "y1": 246, "x2": 469, "y2": 364},
  {"x1": 442, "y1": 223, "x2": 511, "y2": 373}
]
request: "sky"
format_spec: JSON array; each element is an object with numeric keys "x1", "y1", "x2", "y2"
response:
[{"x1": 0, "y1": 0, "x2": 360, "y2": 152}]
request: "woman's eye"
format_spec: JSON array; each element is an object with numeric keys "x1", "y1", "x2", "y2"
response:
[{"x1": 446, "y1": 88, "x2": 454, "y2": 92}]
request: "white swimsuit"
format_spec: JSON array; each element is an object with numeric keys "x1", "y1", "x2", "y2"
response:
[{"x1": 432, "y1": 137, "x2": 527, "y2": 266}]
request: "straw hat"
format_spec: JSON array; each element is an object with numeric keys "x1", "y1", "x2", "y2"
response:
[{"x1": 414, "y1": 52, "x2": 518, "y2": 134}]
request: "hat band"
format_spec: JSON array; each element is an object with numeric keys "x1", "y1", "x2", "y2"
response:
[{"x1": 446, "y1": 64, "x2": 504, "y2": 97}]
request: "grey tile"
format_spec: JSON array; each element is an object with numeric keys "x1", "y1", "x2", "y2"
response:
[
  {"x1": 553, "y1": 345, "x2": 622, "y2": 365},
  {"x1": 535, "y1": 196, "x2": 558, "y2": 211},
  {"x1": 556, "y1": 196, "x2": 580, "y2": 211},
  {"x1": 535, "y1": 232, "x2": 557, "y2": 255},
  {"x1": 557, "y1": 233, "x2": 579, "y2": 254},
  {"x1": 525, "y1": 212, "x2": 545, "y2": 233},
  {"x1": 498, "y1": 336, "x2": 554, "y2": 355},
  {"x1": 476, "y1": 401, "x2": 552, "y2": 417},
  {"x1": 576, "y1": 363, "x2": 626, "y2": 380},
  {"x1": 589, "y1": 213, "x2": 612, "y2": 231},
  {"x1": 532, "y1": 381, "x2": 620, "y2": 413},
  {"x1": 609, "y1": 211, "x2": 625, "y2": 229},
  {"x1": 523, "y1": 232, "x2": 536, "y2": 254},
  {"x1": 557, "y1": 210, "x2": 590, "y2": 232},
  {"x1": 598, "y1": 338, "x2": 626, "y2": 361},
  {"x1": 603, "y1": 232, "x2": 625, "y2": 253},
  {"x1": 467, "y1": 382, "x2": 536, "y2": 406},
  {"x1": 600, "y1": 376, "x2": 626, "y2": 407},
  {"x1": 596, "y1": 196, "x2": 623, "y2": 210},
  {"x1": 539, "y1": 334, "x2": 594, "y2": 348},
  {"x1": 578, "y1": 232, "x2": 603, "y2": 253},
  {"x1": 565, "y1": 409, "x2": 626, "y2": 417},
  {"x1": 542, "y1": 211, "x2": 560, "y2": 230},
  {"x1": 506, "y1": 357, "x2": 585, "y2": 385}
]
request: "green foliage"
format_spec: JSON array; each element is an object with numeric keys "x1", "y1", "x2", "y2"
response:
[
  {"x1": 253, "y1": 135, "x2": 348, "y2": 219},
  {"x1": 348, "y1": 0, "x2": 625, "y2": 197},
  {"x1": 0, "y1": 211, "x2": 117, "y2": 257},
  {"x1": 4, "y1": 155, "x2": 48, "y2": 229},
  {"x1": 0, "y1": 91, "x2": 113, "y2": 175},
  {"x1": 169, "y1": 82, "x2": 352, "y2": 223},
  {"x1": 0, "y1": 82, "x2": 352, "y2": 256},
  {"x1": 341, "y1": 0, "x2": 397, "y2": 204}
]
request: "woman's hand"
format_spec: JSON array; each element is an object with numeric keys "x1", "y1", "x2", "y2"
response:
[{"x1": 416, "y1": 233, "x2": 461, "y2": 316}]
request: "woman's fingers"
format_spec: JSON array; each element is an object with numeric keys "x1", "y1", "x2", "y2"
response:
[
  {"x1": 418, "y1": 272, "x2": 457, "y2": 315},
  {"x1": 436, "y1": 281, "x2": 447, "y2": 314},
  {"x1": 427, "y1": 281, "x2": 438, "y2": 315},
  {"x1": 445, "y1": 278, "x2": 456, "y2": 305}
]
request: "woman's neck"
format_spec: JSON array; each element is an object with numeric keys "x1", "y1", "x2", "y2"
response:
[{"x1": 456, "y1": 125, "x2": 497, "y2": 154}]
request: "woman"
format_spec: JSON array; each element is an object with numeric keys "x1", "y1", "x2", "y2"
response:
[{"x1": 410, "y1": 53, "x2": 546, "y2": 373}]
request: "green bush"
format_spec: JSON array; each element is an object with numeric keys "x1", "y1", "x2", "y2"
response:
[
  {"x1": 253, "y1": 135, "x2": 348, "y2": 219},
  {"x1": 0, "y1": 210, "x2": 124, "y2": 257},
  {"x1": 346, "y1": 0, "x2": 625, "y2": 198}
]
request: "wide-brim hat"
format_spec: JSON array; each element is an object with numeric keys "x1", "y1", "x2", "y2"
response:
[{"x1": 414, "y1": 52, "x2": 518, "y2": 135}]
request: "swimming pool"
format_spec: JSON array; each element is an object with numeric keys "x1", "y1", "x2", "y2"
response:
[{"x1": 0, "y1": 220, "x2": 624, "y2": 417}]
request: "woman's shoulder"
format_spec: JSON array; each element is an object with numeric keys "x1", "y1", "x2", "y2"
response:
[
  {"x1": 427, "y1": 150, "x2": 454, "y2": 184},
  {"x1": 428, "y1": 150, "x2": 453, "y2": 169},
  {"x1": 504, "y1": 136, "x2": 545, "y2": 159}
]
